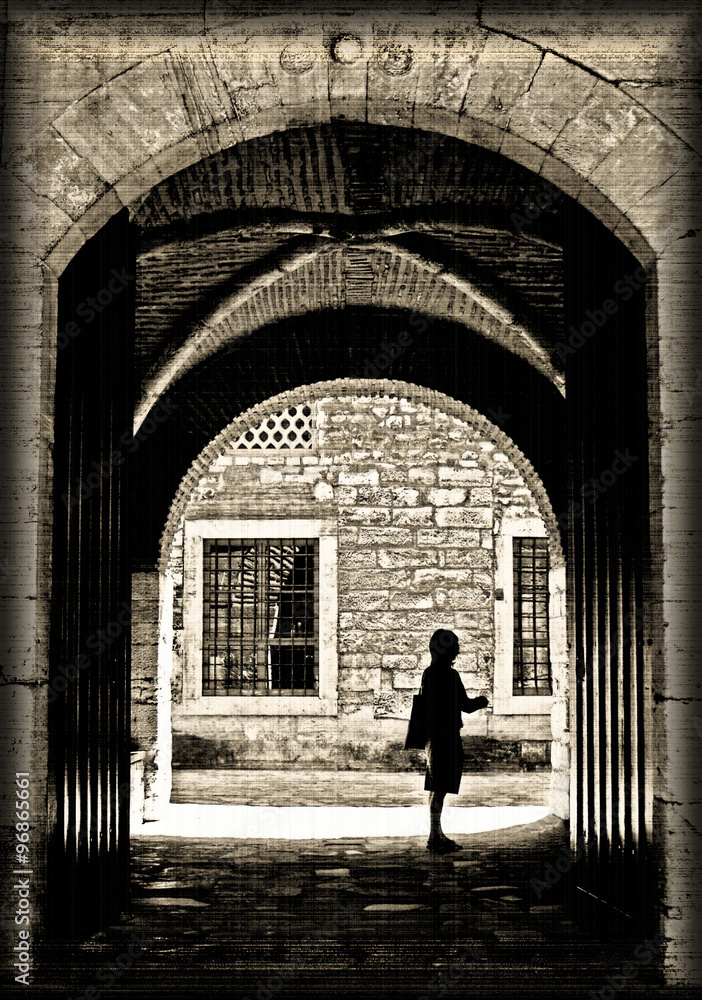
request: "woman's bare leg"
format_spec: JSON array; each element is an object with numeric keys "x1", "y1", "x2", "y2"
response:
[{"x1": 428, "y1": 791, "x2": 446, "y2": 842}]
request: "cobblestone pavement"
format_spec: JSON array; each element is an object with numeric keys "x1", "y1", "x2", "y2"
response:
[
  {"x1": 129, "y1": 814, "x2": 570, "y2": 946},
  {"x1": 28, "y1": 773, "x2": 668, "y2": 999}
]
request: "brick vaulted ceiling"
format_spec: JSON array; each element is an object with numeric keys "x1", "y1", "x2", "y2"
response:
[
  {"x1": 132, "y1": 123, "x2": 567, "y2": 396},
  {"x1": 128, "y1": 121, "x2": 576, "y2": 565}
]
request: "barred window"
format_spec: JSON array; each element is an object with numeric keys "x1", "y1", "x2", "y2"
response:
[
  {"x1": 202, "y1": 539, "x2": 319, "y2": 696},
  {"x1": 513, "y1": 537, "x2": 552, "y2": 696}
]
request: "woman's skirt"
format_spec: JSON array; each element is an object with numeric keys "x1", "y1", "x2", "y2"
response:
[{"x1": 424, "y1": 732, "x2": 464, "y2": 794}]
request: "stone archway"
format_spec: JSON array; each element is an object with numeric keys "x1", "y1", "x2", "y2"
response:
[
  {"x1": 2, "y1": 13, "x2": 698, "y2": 978},
  {"x1": 8, "y1": 24, "x2": 694, "y2": 272},
  {"x1": 149, "y1": 378, "x2": 568, "y2": 824}
]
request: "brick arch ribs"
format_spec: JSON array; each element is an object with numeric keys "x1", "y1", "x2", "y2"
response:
[{"x1": 136, "y1": 241, "x2": 563, "y2": 431}]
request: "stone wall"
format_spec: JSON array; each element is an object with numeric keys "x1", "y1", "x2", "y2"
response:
[
  {"x1": 158, "y1": 381, "x2": 565, "y2": 774},
  {"x1": 131, "y1": 570, "x2": 172, "y2": 818}
]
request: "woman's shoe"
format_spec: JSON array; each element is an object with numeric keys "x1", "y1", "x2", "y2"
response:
[
  {"x1": 426, "y1": 838, "x2": 459, "y2": 853},
  {"x1": 439, "y1": 838, "x2": 462, "y2": 851}
]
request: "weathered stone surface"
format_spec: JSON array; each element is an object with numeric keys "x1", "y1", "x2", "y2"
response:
[
  {"x1": 9, "y1": 126, "x2": 108, "y2": 220},
  {"x1": 339, "y1": 590, "x2": 390, "y2": 612},
  {"x1": 339, "y1": 550, "x2": 377, "y2": 568},
  {"x1": 339, "y1": 506, "x2": 392, "y2": 525},
  {"x1": 441, "y1": 548, "x2": 492, "y2": 569},
  {"x1": 589, "y1": 115, "x2": 695, "y2": 212},
  {"x1": 412, "y1": 568, "x2": 473, "y2": 587},
  {"x1": 339, "y1": 666, "x2": 382, "y2": 691},
  {"x1": 619, "y1": 80, "x2": 702, "y2": 155},
  {"x1": 357, "y1": 526, "x2": 413, "y2": 546},
  {"x1": 508, "y1": 54, "x2": 598, "y2": 153},
  {"x1": 439, "y1": 466, "x2": 487, "y2": 482},
  {"x1": 392, "y1": 670, "x2": 424, "y2": 689},
  {"x1": 54, "y1": 53, "x2": 197, "y2": 185},
  {"x1": 382, "y1": 654, "x2": 420, "y2": 672},
  {"x1": 435, "y1": 507, "x2": 491, "y2": 528},
  {"x1": 427, "y1": 488, "x2": 467, "y2": 507},
  {"x1": 462, "y1": 33, "x2": 543, "y2": 129},
  {"x1": 550, "y1": 79, "x2": 650, "y2": 178},
  {"x1": 446, "y1": 588, "x2": 491, "y2": 609},
  {"x1": 408, "y1": 467, "x2": 436, "y2": 483},
  {"x1": 388, "y1": 592, "x2": 434, "y2": 611},
  {"x1": 391, "y1": 507, "x2": 434, "y2": 526},
  {"x1": 338, "y1": 469, "x2": 380, "y2": 486},
  {"x1": 377, "y1": 549, "x2": 439, "y2": 569}
]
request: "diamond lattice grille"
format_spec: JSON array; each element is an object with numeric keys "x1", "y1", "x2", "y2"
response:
[{"x1": 233, "y1": 404, "x2": 314, "y2": 450}]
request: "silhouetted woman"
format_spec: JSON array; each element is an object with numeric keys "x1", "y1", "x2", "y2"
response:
[{"x1": 422, "y1": 629, "x2": 488, "y2": 853}]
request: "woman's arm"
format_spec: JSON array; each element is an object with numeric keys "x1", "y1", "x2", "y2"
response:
[
  {"x1": 464, "y1": 695, "x2": 489, "y2": 713},
  {"x1": 455, "y1": 672, "x2": 488, "y2": 713}
]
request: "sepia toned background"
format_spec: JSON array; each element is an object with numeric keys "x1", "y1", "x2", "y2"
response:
[{"x1": 0, "y1": 2, "x2": 700, "y2": 995}]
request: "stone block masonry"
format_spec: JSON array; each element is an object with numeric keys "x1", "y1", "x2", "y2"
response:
[{"x1": 160, "y1": 380, "x2": 562, "y2": 773}]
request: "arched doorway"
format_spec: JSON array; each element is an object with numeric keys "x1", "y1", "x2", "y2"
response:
[
  {"x1": 35, "y1": 31, "x2": 680, "y2": 962},
  {"x1": 149, "y1": 379, "x2": 568, "y2": 816}
]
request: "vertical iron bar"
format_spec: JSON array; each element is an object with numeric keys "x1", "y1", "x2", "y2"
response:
[
  {"x1": 227, "y1": 540, "x2": 232, "y2": 693},
  {"x1": 239, "y1": 542, "x2": 244, "y2": 695}
]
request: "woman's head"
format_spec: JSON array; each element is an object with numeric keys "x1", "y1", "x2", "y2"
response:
[{"x1": 429, "y1": 628, "x2": 459, "y2": 666}]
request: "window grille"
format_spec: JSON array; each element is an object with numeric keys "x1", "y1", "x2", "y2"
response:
[
  {"x1": 232, "y1": 404, "x2": 314, "y2": 450},
  {"x1": 512, "y1": 537, "x2": 552, "y2": 695},
  {"x1": 202, "y1": 539, "x2": 319, "y2": 696}
]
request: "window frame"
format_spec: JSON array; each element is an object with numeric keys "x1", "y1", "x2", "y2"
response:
[
  {"x1": 201, "y1": 537, "x2": 320, "y2": 698},
  {"x1": 511, "y1": 535, "x2": 552, "y2": 697},
  {"x1": 493, "y1": 516, "x2": 556, "y2": 715},
  {"x1": 178, "y1": 518, "x2": 338, "y2": 717}
]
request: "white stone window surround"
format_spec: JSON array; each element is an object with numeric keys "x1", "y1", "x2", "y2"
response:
[
  {"x1": 493, "y1": 515, "x2": 560, "y2": 716},
  {"x1": 178, "y1": 518, "x2": 338, "y2": 717}
]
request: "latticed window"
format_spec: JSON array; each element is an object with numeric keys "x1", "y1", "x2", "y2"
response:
[
  {"x1": 512, "y1": 537, "x2": 552, "y2": 695},
  {"x1": 202, "y1": 539, "x2": 319, "y2": 696},
  {"x1": 232, "y1": 404, "x2": 314, "y2": 450}
]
